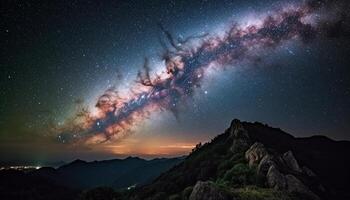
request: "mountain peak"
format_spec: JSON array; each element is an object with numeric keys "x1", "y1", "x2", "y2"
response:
[
  {"x1": 71, "y1": 159, "x2": 87, "y2": 164},
  {"x1": 59, "y1": 159, "x2": 87, "y2": 169},
  {"x1": 229, "y1": 118, "x2": 245, "y2": 133},
  {"x1": 134, "y1": 118, "x2": 350, "y2": 200},
  {"x1": 124, "y1": 156, "x2": 143, "y2": 161}
]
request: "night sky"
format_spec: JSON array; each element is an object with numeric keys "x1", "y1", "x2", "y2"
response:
[{"x1": 1, "y1": 0, "x2": 350, "y2": 165}]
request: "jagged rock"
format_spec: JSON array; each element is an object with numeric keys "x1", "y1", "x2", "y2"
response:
[
  {"x1": 267, "y1": 165, "x2": 287, "y2": 190},
  {"x1": 285, "y1": 174, "x2": 320, "y2": 200},
  {"x1": 229, "y1": 119, "x2": 244, "y2": 135},
  {"x1": 257, "y1": 151, "x2": 321, "y2": 199},
  {"x1": 302, "y1": 166, "x2": 316, "y2": 177},
  {"x1": 245, "y1": 142, "x2": 268, "y2": 167},
  {"x1": 257, "y1": 154, "x2": 275, "y2": 176},
  {"x1": 230, "y1": 119, "x2": 251, "y2": 153},
  {"x1": 189, "y1": 181, "x2": 232, "y2": 200},
  {"x1": 282, "y1": 151, "x2": 302, "y2": 173},
  {"x1": 243, "y1": 137, "x2": 323, "y2": 199},
  {"x1": 266, "y1": 164, "x2": 321, "y2": 200}
]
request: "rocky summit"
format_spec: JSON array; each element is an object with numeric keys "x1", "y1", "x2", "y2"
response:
[{"x1": 128, "y1": 119, "x2": 350, "y2": 200}]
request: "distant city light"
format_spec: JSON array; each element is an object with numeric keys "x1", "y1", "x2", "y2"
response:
[{"x1": 0, "y1": 165, "x2": 42, "y2": 171}]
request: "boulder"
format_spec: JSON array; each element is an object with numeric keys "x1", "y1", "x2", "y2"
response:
[
  {"x1": 245, "y1": 142, "x2": 268, "y2": 167},
  {"x1": 282, "y1": 151, "x2": 302, "y2": 173},
  {"x1": 257, "y1": 154, "x2": 275, "y2": 176},
  {"x1": 266, "y1": 165, "x2": 287, "y2": 190},
  {"x1": 265, "y1": 165, "x2": 321, "y2": 200},
  {"x1": 263, "y1": 154, "x2": 320, "y2": 200},
  {"x1": 189, "y1": 181, "x2": 231, "y2": 200}
]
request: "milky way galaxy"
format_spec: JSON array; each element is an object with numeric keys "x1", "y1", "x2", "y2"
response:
[{"x1": 55, "y1": 0, "x2": 349, "y2": 144}]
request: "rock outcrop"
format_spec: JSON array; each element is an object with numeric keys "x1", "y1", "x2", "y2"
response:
[
  {"x1": 230, "y1": 120, "x2": 324, "y2": 200},
  {"x1": 267, "y1": 165, "x2": 287, "y2": 190},
  {"x1": 257, "y1": 154, "x2": 276, "y2": 176},
  {"x1": 230, "y1": 119, "x2": 251, "y2": 154},
  {"x1": 282, "y1": 151, "x2": 302, "y2": 173},
  {"x1": 245, "y1": 142, "x2": 268, "y2": 167},
  {"x1": 245, "y1": 142, "x2": 321, "y2": 200}
]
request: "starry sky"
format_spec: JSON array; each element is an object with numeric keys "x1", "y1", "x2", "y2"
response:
[{"x1": 1, "y1": 0, "x2": 350, "y2": 165}]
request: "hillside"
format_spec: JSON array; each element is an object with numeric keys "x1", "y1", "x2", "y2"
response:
[{"x1": 129, "y1": 119, "x2": 350, "y2": 200}]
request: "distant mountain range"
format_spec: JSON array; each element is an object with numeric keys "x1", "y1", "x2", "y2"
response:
[
  {"x1": 0, "y1": 156, "x2": 183, "y2": 199},
  {"x1": 1, "y1": 119, "x2": 350, "y2": 200},
  {"x1": 31, "y1": 156, "x2": 183, "y2": 189}
]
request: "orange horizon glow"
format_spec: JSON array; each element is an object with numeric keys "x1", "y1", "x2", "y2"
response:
[
  {"x1": 90, "y1": 131, "x2": 210, "y2": 158},
  {"x1": 102, "y1": 140, "x2": 197, "y2": 157}
]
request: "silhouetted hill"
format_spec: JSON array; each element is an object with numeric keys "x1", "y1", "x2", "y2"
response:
[
  {"x1": 30, "y1": 156, "x2": 183, "y2": 189},
  {"x1": 0, "y1": 156, "x2": 182, "y2": 200},
  {"x1": 130, "y1": 119, "x2": 350, "y2": 200}
]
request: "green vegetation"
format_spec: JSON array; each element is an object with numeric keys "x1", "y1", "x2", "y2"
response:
[{"x1": 221, "y1": 163, "x2": 256, "y2": 187}]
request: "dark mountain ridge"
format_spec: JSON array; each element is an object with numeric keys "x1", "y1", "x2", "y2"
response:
[
  {"x1": 131, "y1": 119, "x2": 350, "y2": 200},
  {"x1": 31, "y1": 156, "x2": 183, "y2": 189}
]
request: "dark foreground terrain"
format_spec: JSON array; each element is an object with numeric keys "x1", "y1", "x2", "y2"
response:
[
  {"x1": 128, "y1": 119, "x2": 350, "y2": 200},
  {"x1": 0, "y1": 157, "x2": 182, "y2": 200},
  {"x1": 1, "y1": 119, "x2": 350, "y2": 200}
]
